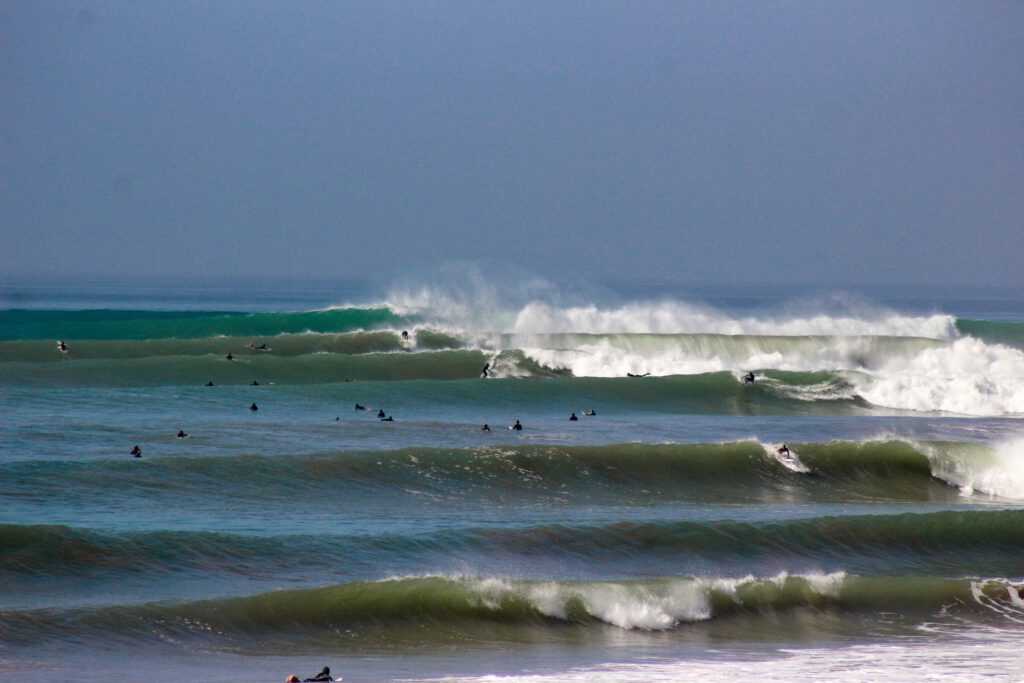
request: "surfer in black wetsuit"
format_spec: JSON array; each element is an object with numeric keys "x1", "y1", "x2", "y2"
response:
[
  {"x1": 482, "y1": 362, "x2": 490, "y2": 378},
  {"x1": 627, "y1": 372, "x2": 650, "y2": 378},
  {"x1": 569, "y1": 412, "x2": 578, "y2": 421},
  {"x1": 377, "y1": 408, "x2": 386, "y2": 418},
  {"x1": 743, "y1": 371, "x2": 756, "y2": 385},
  {"x1": 130, "y1": 445, "x2": 142, "y2": 457},
  {"x1": 226, "y1": 352, "x2": 234, "y2": 361},
  {"x1": 401, "y1": 330, "x2": 409, "y2": 340},
  {"x1": 777, "y1": 443, "x2": 791, "y2": 458},
  {"x1": 304, "y1": 666, "x2": 332, "y2": 682},
  {"x1": 482, "y1": 424, "x2": 491, "y2": 432},
  {"x1": 250, "y1": 403, "x2": 258, "y2": 412},
  {"x1": 176, "y1": 430, "x2": 188, "y2": 438},
  {"x1": 355, "y1": 403, "x2": 366, "y2": 410},
  {"x1": 205, "y1": 381, "x2": 214, "y2": 387},
  {"x1": 57, "y1": 340, "x2": 68, "y2": 353},
  {"x1": 512, "y1": 419, "x2": 523, "y2": 431},
  {"x1": 583, "y1": 409, "x2": 596, "y2": 416},
  {"x1": 380, "y1": 415, "x2": 393, "y2": 422}
]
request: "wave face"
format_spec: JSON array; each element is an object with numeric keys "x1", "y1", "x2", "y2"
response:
[
  {"x1": 3, "y1": 282, "x2": 1024, "y2": 682},
  {"x1": 3, "y1": 297, "x2": 1023, "y2": 415},
  {"x1": 4, "y1": 574, "x2": 1023, "y2": 648},
  {"x1": 5, "y1": 509, "x2": 1024, "y2": 584},
  {"x1": 3, "y1": 439, "x2": 1019, "y2": 503}
]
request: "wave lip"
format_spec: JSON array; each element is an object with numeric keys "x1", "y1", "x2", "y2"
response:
[
  {"x1": 512, "y1": 301, "x2": 959, "y2": 338},
  {"x1": 5, "y1": 574, "x2": 1023, "y2": 647}
]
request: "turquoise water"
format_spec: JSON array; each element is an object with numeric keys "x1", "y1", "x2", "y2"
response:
[{"x1": 1, "y1": 277, "x2": 1023, "y2": 682}]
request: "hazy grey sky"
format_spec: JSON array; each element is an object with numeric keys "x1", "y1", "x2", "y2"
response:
[{"x1": 2, "y1": 1, "x2": 1022, "y2": 287}]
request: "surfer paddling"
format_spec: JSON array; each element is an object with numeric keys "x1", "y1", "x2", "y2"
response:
[
  {"x1": 627, "y1": 372, "x2": 649, "y2": 378},
  {"x1": 286, "y1": 665, "x2": 337, "y2": 682}
]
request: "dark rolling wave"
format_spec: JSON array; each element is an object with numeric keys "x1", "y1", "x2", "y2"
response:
[
  {"x1": 4, "y1": 510, "x2": 1024, "y2": 583},
  {"x1": 0, "y1": 307, "x2": 409, "y2": 341},
  {"x1": 1, "y1": 441, "x2": 1011, "y2": 509},
  {"x1": 4, "y1": 574, "x2": 1022, "y2": 648},
  {"x1": 0, "y1": 330, "x2": 463, "y2": 362}
]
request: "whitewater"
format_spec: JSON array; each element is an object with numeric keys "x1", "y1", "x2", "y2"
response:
[{"x1": 1, "y1": 277, "x2": 1022, "y2": 682}]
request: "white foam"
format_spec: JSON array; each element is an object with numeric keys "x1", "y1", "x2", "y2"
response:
[
  {"x1": 465, "y1": 574, "x2": 847, "y2": 632},
  {"x1": 516, "y1": 334, "x2": 942, "y2": 378},
  {"x1": 382, "y1": 286, "x2": 1024, "y2": 416},
  {"x1": 854, "y1": 337, "x2": 1024, "y2": 416},
  {"x1": 512, "y1": 301, "x2": 958, "y2": 338},
  {"x1": 921, "y1": 437, "x2": 1024, "y2": 500},
  {"x1": 404, "y1": 633, "x2": 1024, "y2": 683}
]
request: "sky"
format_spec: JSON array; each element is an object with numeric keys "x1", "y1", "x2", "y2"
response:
[{"x1": 1, "y1": 0, "x2": 1022, "y2": 288}]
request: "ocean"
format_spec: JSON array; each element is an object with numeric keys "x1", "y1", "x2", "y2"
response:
[{"x1": 1, "y1": 275, "x2": 1022, "y2": 682}]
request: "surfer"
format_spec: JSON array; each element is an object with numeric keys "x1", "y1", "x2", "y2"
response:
[
  {"x1": 205, "y1": 381, "x2": 214, "y2": 387},
  {"x1": 176, "y1": 430, "x2": 188, "y2": 439},
  {"x1": 354, "y1": 403, "x2": 366, "y2": 410},
  {"x1": 226, "y1": 352, "x2": 234, "y2": 361},
  {"x1": 583, "y1": 409, "x2": 596, "y2": 416},
  {"x1": 380, "y1": 415, "x2": 394, "y2": 422},
  {"x1": 743, "y1": 371, "x2": 756, "y2": 385},
  {"x1": 304, "y1": 666, "x2": 333, "y2": 682},
  {"x1": 57, "y1": 340, "x2": 68, "y2": 353},
  {"x1": 251, "y1": 380, "x2": 260, "y2": 386},
  {"x1": 777, "y1": 443, "x2": 791, "y2": 458},
  {"x1": 248, "y1": 342, "x2": 269, "y2": 351},
  {"x1": 482, "y1": 362, "x2": 490, "y2": 378},
  {"x1": 627, "y1": 372, "x2": 650, "y2": 378},
  {"x1": 250, "y1": 402, "x2": 258, "y2": 412},
  {"x1": 569, "y1": 412, "x2": 578, "y2": 421},
  {"x1": 482, "y1": 424, "x2": 491, "y2": 432},
  {"x1": 130, "y1": 445, "x2": 142, "y2": 457},
  {"x1": 511, "y1": 419, "x2": 523, "y2": 431},
  {"x1": 377, "y1": 409, "x2": 386, "y2": 418},
  {"x1": 401, "y1": 330, "x2": 409, "y2": 340}
]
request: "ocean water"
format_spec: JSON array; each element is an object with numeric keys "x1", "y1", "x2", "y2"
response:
[{"x1": 1, "y1": 276, "x2": 1022, "y2": 683}]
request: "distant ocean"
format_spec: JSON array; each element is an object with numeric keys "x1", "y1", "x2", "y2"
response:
[{"x1": 1, "y1": 275, "x2": 1022, "y2": 682}]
